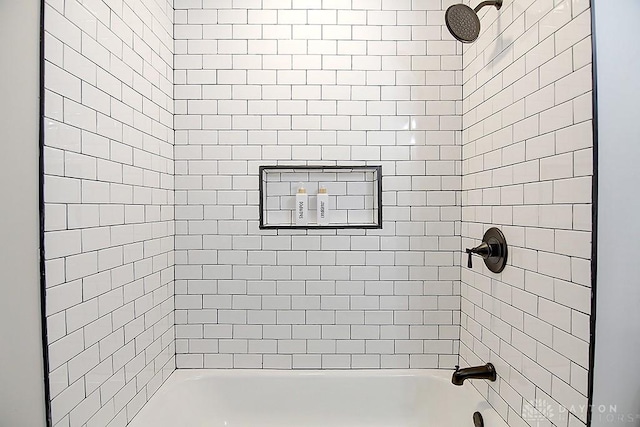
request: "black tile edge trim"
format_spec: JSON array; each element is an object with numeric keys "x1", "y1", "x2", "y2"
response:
[
  {"x1": 587, "y1": 2, "x2": 599, "y2": 426},
  {"x1": 38, "y1": 0, "x2": 53, "y2": 424}
]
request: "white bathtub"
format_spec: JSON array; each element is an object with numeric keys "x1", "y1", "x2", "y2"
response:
[{"x1": 129, "y1": 369, "x2": 508, "y2": 427}]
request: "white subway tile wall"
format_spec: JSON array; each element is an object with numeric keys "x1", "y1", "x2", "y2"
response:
[
  {"x1": 43, "y1": 0, "x2": 175, "y2": 425},
  {"x1": 41, "y1": 0, "x2": 595, "y2": 425},
  {"x1": 173, "y1": 0, "x2": 463, "y2": 371},
  {"x1": 460, "y1": 1, "x2": 592, "y2": 426}
]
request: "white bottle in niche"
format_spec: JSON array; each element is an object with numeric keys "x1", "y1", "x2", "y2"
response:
[
  {"x1": 295, "y1": 182, "x2": 308, "y2": 226},
  {"x1": 316, "y1": 186, "x2": 330, "y2": 226}
]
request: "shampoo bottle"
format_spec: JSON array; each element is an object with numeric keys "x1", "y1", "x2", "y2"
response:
[
  {"x1": 295, "y1": 182, "x2": 308, "y2": 226},
  {"x1": 316, "y1": 186, "x2": 330, "y2": 226}
]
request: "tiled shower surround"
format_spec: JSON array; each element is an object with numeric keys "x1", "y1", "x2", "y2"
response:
[
  {"x1": 43, "y1": 0, "x2": 175, "y2": 425},
  {"x1": 41, "y1": 0, "x2": 593, "y2": 426},
  {"x1": 173, "y1": 0, "x2": 463, "y2": 371},
  {"x1": 459, "y1": 1, "x2": 593, "y2": 426}
]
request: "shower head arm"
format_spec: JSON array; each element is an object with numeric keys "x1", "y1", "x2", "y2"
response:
[{"x1": 473, "y1": 0, "x2": 502, "y2": 13}]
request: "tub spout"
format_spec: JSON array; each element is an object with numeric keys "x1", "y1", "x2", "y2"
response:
[{"x1": 452, "y1": 363, "x2": 497, "y2": 386}]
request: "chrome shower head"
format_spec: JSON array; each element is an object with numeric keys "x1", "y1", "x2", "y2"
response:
[{"x1": 445, "y1": 0, "x2": 503, "y2": 43}]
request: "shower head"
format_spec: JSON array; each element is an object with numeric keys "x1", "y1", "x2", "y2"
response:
[{"x1": 445, "y1": 0, "x2": 503, "y2": 43}]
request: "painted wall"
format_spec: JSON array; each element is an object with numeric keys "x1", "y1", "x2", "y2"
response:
[
  {"x1": 591, "y1": 0, "x2": 640, "y2": 425},
  {"x1": 459, "y1": 0, "x2": 593, "y2": 426},
  {"x1": 173, "y1": 0, "x2": 464, "y2": 370},
  {"x1": 42, "y1": 0, "x2": 176, "y2": 425},
  {"x1": 0, "y1": 1, "x2": 48, "y2": 426}
]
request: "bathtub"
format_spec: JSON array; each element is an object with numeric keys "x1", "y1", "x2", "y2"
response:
[{"x1": 129, "y1": 369, "x2": 508, "y2": 427}]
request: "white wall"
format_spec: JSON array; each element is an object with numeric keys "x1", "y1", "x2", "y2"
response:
[
  {"x1": 592, "y1": 0, "x2": 640, "y2": 425},
  {"x1": 459, "y1": 1, "x2": 594, "y2": 426},
  {"x1": 0, "y1": 0, "x2": 48, "y2": 426}
]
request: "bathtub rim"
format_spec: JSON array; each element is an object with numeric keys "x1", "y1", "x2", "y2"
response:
[{"x1": 130, "y1": 368, "x2": 509, "y2": 427}]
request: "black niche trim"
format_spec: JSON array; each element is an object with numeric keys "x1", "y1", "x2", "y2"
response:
[{"x1": 258, "y1": 165, "x2": 383, "y2": 230}]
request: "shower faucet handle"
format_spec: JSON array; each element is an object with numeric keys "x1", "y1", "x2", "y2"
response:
[
  {"x1": 465, "y1": 228, "x2": 508, "y2": 273},
  {"x1": 465, "y1": 242, "x2": 490, "y2": 268}
]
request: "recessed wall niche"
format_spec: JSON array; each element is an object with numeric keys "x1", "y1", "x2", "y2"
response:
[{"x1": 259, "y1": 165, "x2": 382, "y2": 230}]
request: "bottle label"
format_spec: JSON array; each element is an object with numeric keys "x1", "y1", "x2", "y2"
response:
[{"x1": 298, "y1": 201, "x2": 304, "y2": 219}]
